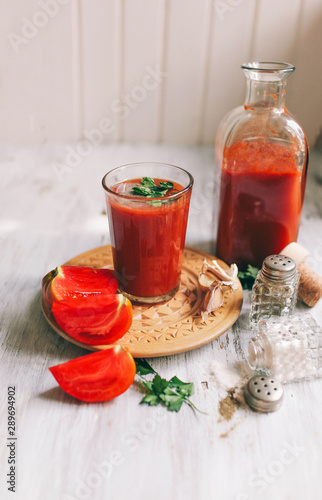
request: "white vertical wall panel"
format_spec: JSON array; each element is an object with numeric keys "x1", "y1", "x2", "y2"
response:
[
  {"x1": 161, "y1": 0, "x2": 209, "y2": 144},
  {"x1": 0, "y1": 0, "x2": 321, "y2": 146},
  {"x1": 121, "y1": 0, "x2": 161, "y2": 142},
  {"x1": 250, "y1": 0, "x2": 302, "y2": 62},
  {"x1": 80, "y1": 0, "x2": 117, "y2": 141},
  {"x1": 249, "y1": 0, "x2": 304, "y2": 132},
  {"x1": 1, "y1": 0, "x2": 76, "y2": 143},
  {"x1": 287, "y1": 0, "x2": 322, "y2": 145},
  {"x1": 201, "y1": 0, "x2": 257, "y2": 145}
]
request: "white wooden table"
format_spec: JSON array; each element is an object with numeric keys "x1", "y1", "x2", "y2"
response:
[{"x1": 1, "y1": 143, "x2": 322, "y2": 500}]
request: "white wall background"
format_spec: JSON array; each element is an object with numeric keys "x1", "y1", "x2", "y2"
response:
[{"x1": 1, "y1": 0, "x2": 322, "y2": 146}]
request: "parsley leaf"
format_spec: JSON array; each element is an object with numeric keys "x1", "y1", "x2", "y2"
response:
[
  {"x1": 146, "y1": 199, "x2": 162, "y2": 207},
  {"x1": 135, "y1": 358, "x2": 156, "y2": 376},
  {"x1": 141, "y1": 394, "x2": 160, "y2": 406},
  {"x1": 159, "y1": 393, "x2": 185, "y2": 412},
  {"x1": 135, "y1": 359, "x2": 206, "y2": 414},
  {"x1": 131, "y1": 177, "x2": 178, "y2": 205},
  {"x1": 139, "y1": 379, "x2": 154, "y2": 392},
  {"x1": 159, "y1": 181, "x2": 174, "y2": 190},
  {"x1": 152, "y1": 374, "x2": 169, "y2": 395},
  {"x1": 132, "y1": 186, "x2": 154, "y2": 196},
  {"x1": 141, "y1": 177, "x2": 157, "y2": 188},
  {"x1": 168, "y1": 376, "x2": 194, "y2": 397},
  {"x1": 237, "y1": 264, "x2": 259, "y2": 290}
]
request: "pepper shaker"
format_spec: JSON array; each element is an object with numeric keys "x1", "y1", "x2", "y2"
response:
[{"x1": 250, "y1": 254, "x2": 300, "y2": 327}]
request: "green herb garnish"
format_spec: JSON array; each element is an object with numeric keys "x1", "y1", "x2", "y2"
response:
[
  {"x1": 131, "y1": 177, "x2": 178, "y2": 206},
  {"x1": 135, "y1": 358, "x2": 206, "y2": 414},
  {"x1": 237, "y1": 264, "x2": 259, "y2": 290}
]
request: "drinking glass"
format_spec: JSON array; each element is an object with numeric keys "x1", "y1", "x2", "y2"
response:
[{"x1": 102, "y1": 162, "x2": 193, "y2": 303}]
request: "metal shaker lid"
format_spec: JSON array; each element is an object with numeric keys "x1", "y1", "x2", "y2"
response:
[
  {"x1": 244, "y1": 375, "x2": 284, "y2": 413},
  {"x1": 262, "y1": 254, "x2": 296, "y2": 281}
]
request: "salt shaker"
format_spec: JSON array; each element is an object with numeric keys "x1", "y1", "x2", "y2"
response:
[
  {"x1": 244, "y1": 314, "x2": 322, "y2": 383},
  {"x1": 250, "y1": 254, "x2": 300, "y2": 327}
]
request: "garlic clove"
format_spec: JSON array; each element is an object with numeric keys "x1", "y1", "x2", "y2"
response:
[
  {"x1": 200, "y1": 283, "x2": 224, "y2": 323},
  {"x1": 201, "y1": 259, "x2": 238, "y2": 290},
  {"x1": 198, "y1": 272, "x2": 219, "y2": 292}
]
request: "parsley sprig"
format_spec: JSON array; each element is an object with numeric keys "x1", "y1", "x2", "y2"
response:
[
  {"x1": 135, "y1": 359, "x2": 207, "y2": 414},
  {"x1": 237, "y1": 264, "x2": 259, "y2": 290},
  {"x1": 131, "y1": 177, "x2": 178, "y2": 207}
]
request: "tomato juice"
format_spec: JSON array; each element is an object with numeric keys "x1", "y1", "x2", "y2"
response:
[
  {"x1": 216, "y1": 140, "x2": 305, "y2": 269},
  {"x1": 105, "y1": 177, "x2": 192, "y2": 301}
]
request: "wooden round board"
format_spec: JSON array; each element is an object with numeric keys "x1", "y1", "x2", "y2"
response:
[{"x1": 42, "y1": 245, "x2": 243, "y2": 357}]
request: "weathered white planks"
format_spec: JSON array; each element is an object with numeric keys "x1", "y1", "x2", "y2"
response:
[
  {"x1": 1, "y1": 143, "x2": 322, "y2": 500},
  {"x1": 1, "y1": 0, "x2": 322, "y2": 144}
]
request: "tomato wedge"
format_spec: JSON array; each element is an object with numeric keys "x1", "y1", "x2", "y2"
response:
[
  {"x1": 42, "y1": 266, "x2": 118, "y2": 306},
  {"x1": 49, "y1": 346, "x2": 136, "y2": 402},
  {"x1": 52, "y1": 294, "x2": 132, "y2": 345}
]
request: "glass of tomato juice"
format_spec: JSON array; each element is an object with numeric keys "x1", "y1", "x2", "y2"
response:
[{"x1": 102, "y1": 162, "x2": 193, "y2": 304}]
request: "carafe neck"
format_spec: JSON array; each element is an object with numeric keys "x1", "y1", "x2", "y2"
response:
[
  {"x1": 244, "y1": 80, "x2": 286, "y2": 110},
  {"x1": 242, "y1": 62, "x2": 295, "y2": 111}
]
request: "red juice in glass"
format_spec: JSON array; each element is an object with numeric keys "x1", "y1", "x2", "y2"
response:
[
  {"x1": 216, "y1": 139, "x2": 306, "y2": 269},
  {"x1": 102, "y1": 163, "x2": 193, "y2": 303}
]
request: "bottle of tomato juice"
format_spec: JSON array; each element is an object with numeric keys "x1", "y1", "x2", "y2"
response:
[{"x1": 215, "y1": 62, "x2": 309, "y2": 270}]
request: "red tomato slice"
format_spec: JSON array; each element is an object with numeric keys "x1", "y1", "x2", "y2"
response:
[
  {"x1": 42, "y1": 266, "x2": 118, "y2": 305},
  {"x1": 49, "y1": 346, "x2": 136, "y2": 402},
  {"x1": 52, "y1": 294, "x2": 132, "y2": 345}
]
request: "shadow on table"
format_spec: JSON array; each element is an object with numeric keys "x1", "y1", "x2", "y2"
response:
[
  {"x1": 5, "y1": 290, "x2": 88, "y2": 361},
  {"x1": 39, "y1": 386, "x2": 115, "y2": 407},
  {"x1": 39, "y1": 387, "x2": 81, "y2": 405}
]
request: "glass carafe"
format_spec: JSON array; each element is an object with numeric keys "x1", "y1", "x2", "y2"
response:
[{"x1": 215, "y1": 62, "x2": 309, "y2": 270}]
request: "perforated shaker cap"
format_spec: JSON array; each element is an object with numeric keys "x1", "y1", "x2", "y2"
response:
[
  {"x1": 244, "y1": 375, "x2": 284, "y2": 413},
  {"x1": 262, "y1": 254, "x2": 296, "y2": 281}
]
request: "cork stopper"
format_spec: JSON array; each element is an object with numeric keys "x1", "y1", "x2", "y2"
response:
[
  {"x1": 280, "y1": 242, "x2": 322, "y2": 307},
  {"x1": 297, "y1": 262, "x2": 322, "y2": 307}
]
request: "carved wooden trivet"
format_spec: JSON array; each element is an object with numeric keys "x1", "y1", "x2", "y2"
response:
[{"x1": 42, "y1": 245, "x2": 243, "y2": 357}]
